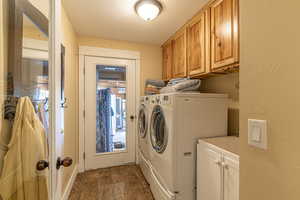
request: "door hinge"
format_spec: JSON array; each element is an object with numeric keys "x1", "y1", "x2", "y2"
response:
[
  {"x1": 83, "y1": 67, "x2": 85, "y2": 75},
  {"x1": 83, "y1": 110, "x2": 85, "y2": 118},
  {"x1": 83, "y1": 152, "x2": 86, "y2": 160}
]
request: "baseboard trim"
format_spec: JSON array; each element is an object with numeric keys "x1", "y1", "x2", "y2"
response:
[{"x1": 61, "y1": 165, "x2": 78, "y2": 200}]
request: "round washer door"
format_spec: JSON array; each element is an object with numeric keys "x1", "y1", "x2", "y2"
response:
[
  {"x1": 138, "y1": 104, "x2": 148, "y2": 138},
  {"x1": 150, "y1": 105, "x2": 168, "y2": 153}
]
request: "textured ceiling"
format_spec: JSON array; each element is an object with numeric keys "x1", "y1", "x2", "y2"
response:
[{"x1": 62, "y1": 0, "x2": 209, "y2": 45}]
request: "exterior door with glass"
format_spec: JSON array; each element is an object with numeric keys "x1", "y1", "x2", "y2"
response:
[{"x1": 84, "y1": 56, "x2": 137, "y2": 170}]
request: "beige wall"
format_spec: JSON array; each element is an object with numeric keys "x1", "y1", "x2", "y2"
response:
[
  {"x1": 240, "y1": 1, "x2": 300, "y2": 199},
  {"x1": 0, "y1": 0, "x2": 7, "y2": 110},
  {"x1": 200, "y1": 72, "x2": 239, "y2": 136},
  {"x1": 61, "y1": 6, "x2": 79, "y2": 193},
  {"x1": 0, "y1": 0, "x2": 8, "y2": 133},
  {"x1": 78, "y1": 36, "x2": 162, "y2": 95}
]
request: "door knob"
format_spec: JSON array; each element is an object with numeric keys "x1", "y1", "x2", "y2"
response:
[
  {"x1": 56, "y1": 157, "x2": 73, "y2": 170},
  {"x1": 36, "y1": 160, "x2": 49, "y2": 171},
  {"x1": 130, "y1": 115, "x2": 135, "y2": 120},
  {"x1": 61, "y1": 98, "x2": 68, "y2": 108}
]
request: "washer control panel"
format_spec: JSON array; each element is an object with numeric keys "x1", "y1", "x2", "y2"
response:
[{"x1": 161, "y1": 95, "x2": 172, "y2": 105}]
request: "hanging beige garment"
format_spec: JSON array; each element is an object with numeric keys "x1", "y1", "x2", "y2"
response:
[
  {"x1": 0, "y1": 97, "x2": 49, "y2": 200},
  {"x1": 0, "y1": 122, "x2": 11, "y2": 177}
]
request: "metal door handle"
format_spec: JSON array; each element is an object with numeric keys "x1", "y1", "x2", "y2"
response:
[
  {"x1": 36, "y1": 160, "x2": 49, "y2": 171},
  {"x1": 56, "y1": 157, "x2": 73, "y2": 170},
  {"x1": 61, "y1": 98, "x2": 68, "y2": 108},
  {"x1": 130, "y1": 115, "x2": 135, "y2": 120}
]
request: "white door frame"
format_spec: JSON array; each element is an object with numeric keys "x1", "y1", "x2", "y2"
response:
[
  {"x1": 49, "y1": 0, "x2": 62, "y2": 199},
  {"x1": 78, "y1": 46, "x2": 141, "y2": 172}
]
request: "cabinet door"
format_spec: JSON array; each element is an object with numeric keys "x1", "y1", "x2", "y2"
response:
[
  {"x1": 187, "y1": 10, "x2": 210, "y2": 76},
  {"x1": 210, "y1": 0, "x2": 239, "y2": 70},
  {"x1": 223, "y1": 153, "x2": 239, "y2": 200},
  {"x1": 173, "y1": 28, "x2": 187, "y2": 78},
  {"x1": 162, "y1": 42, "x2": 173, "y2": 80},
  {"x1": 197, "y1": 143, "x2": 223, "y2": 200}
]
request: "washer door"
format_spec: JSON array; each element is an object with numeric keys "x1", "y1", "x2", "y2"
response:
[
  {"x1": 150, "y1": 105, "x2": 168, "y2": 153},
  {"x1": 138, "y1": 104, "x2": 148, "y2": 138}
]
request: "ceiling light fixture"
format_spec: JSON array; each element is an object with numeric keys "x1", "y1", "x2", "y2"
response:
[{"x1": 135, "y1": 0, "x2": 163, "y2": 21}]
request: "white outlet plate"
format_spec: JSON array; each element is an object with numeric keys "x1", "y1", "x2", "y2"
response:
[{"x1": 248, "y1": 119, "x2": 267, "y2": 150}]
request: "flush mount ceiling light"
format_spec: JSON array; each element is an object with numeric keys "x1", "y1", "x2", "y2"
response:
[{"x1": 135, "y1": 0, "x2": 163, "y2": 21}]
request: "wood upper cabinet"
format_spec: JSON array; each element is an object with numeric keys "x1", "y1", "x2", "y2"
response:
[
  {"x1": 210, "y1": 0, "x2": 239, "y2": 70},
  {"x1": 187, "y1": 9, "x2": 210, "y2": 76},
  {"x1": 161, "y1": 0, "x2": 239, "y2": 79},
  {"x1": 162, "y1": 41, "x2": 173, "y2": 81},
  {"x1": 172, "y1": 27, "x2": 187, "y2": 78}
]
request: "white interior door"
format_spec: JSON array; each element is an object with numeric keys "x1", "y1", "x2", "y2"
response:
[{"x1": 84, "y1": 56, "x2": 137, "y2": 170}]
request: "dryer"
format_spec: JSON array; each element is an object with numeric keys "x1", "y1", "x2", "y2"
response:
[{"x1": 148, "y1": 93, "x2": 229, "y2": 200}]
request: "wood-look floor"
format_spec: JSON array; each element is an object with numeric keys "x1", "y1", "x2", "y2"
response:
[{"x1": 68, "y1": 165, "x2": 154, "y2": 200}]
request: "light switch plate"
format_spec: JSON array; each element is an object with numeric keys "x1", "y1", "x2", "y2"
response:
[{"x1": 248, "y1": 119, "x2": 267, "y2": 150}]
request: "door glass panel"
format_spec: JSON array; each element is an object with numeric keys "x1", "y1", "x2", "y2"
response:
[{"x1": 96, "y1": 65, "x2": 127, "y2": 153}]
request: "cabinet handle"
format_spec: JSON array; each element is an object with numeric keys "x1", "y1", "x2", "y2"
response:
[
  {"x1": 215, "y1": 160, "x2": 222, "y2": 166},
  {"x1": 221, "y1": 162, "x2": 229, "y2": 170}
]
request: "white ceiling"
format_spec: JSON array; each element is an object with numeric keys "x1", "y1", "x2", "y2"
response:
[{"x1": 62, "y1": 0, "x2": 209, "y2": 45}]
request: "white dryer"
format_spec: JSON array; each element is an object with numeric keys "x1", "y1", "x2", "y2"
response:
[{"x1": 148, "y1": 93, "x2": 229, "y2": 200}]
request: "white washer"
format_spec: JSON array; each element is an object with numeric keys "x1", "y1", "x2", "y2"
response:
[
  {"x1": 148, "y1": 93, "x2": 229, "y2": 200},
  {"x1": 138, "y1": 96, "x2": 150, "y2": 159},
  {"x1": 138, "y1": 96, "x2": 152, "y2": 183}
]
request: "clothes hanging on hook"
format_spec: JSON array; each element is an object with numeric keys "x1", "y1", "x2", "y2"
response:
[
  {"x1": 4, "y1": 96, "x2": 19, "y2": 121},
  {"x1": 4, "y1": 96, "x2": 48, "y2": 122},
  {"x1": 37, "y1": 99, "x2": 49, "y2": 134},
  {"x1": 0, "y1": 97, "x2": 49, "y2": 200}
]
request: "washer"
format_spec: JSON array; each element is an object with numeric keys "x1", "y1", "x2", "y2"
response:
[
  {"x1": 138, "y1": 96, "x2": 152, "y2": 183},
  {"x1": 149, "y1": 93, "x2": 229, "y2": 200},
  {"x1": 138, "y1": 96, "x2": 150, "y2": 158}
]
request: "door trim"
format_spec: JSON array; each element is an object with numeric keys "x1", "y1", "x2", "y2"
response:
[
  {"x1": 78, "y1": 46, "x2": 141, "y2": 172},
  {"x1": 49, "y1": 0, "x2": 62, "y2": 199}
]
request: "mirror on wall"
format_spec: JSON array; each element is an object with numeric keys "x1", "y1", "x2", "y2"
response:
[
  {"x1": 0, "y1": 0, "x2": 51, "y2": 199},
  {"x1": 20, "y1": 13, "x2": 49, "y2": 102}
]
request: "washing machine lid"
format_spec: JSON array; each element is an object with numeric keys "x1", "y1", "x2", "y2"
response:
[
  {"x1": 138, "y1": 104, "x2": 148, "y2": 138},
  {"x1": 150, "y1": 105, "x2": 168, "y2": 153}
]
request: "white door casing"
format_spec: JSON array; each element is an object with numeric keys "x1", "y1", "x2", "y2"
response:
[
  {"x1": 84, "y1": 56, "x2": 137, "y2": 170},
  {"x1": 78, "y1": 47, "x2": 140, "y2": 172},
  {"x1": 49, "y1": 0, "x2": 64, "y2": 199}
]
